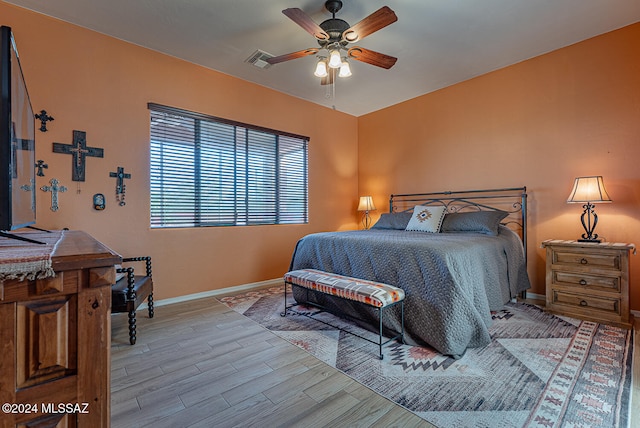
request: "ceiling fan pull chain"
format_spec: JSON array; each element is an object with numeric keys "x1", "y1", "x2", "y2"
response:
[{"x1": 332, "y1": 73, "x2": 336, "y2": 100}]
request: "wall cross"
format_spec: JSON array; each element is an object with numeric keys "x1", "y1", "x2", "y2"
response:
[
  {"x1": 20, "y1": 178, "x2": 36, "y2": 211},
  {"x1": 35, "y1": 160, "x2": 48, "y2": 177},
  {"x1": 11, "y1": 136, "x2": 34, "y2": 178},
  {"x1": 53, "y1": 130, "x2": 104, "y2": 181},
  {"x1": 35, "y1": 110, "x2": 54, "y2": 132},
  {"x1": 109, "y1": 166, "x2": 131, "y2": 206},
  {"x1": 40, "y1": 178, "x2": 67, "y2": 212}
]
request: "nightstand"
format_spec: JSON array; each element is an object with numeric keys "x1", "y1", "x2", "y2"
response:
[{"x1": 542, "y1": 239, "x2": 635, "y2": 329}]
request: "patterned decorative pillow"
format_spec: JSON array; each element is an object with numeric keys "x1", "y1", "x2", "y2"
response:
[
  {"x1": 440, "y1": 210, "x2": 509, "y2": 236},
  {"x1": 405, "y1": 205, "x2": 447, "y2": 233},
  {"x1": 371, "y1": 212, "x2": 412, "y2": 230}
]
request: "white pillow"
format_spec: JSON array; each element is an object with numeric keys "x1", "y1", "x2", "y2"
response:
[{"x1": 405, "y1": 205, "x2": 447, "y2": 233}]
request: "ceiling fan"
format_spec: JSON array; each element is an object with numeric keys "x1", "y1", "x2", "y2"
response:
[{"x1": 267, "y1": 0, "x2": 398, "y2": 84}]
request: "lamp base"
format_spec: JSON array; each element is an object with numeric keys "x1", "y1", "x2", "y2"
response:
[
  {"x1": 578, "y1": 238, "x2": 601, "y2": 243},
  {"x1": 361, "y1": 211, "x2": 371, "y2": 230},
  {"x1": 577, "y1": 203, "x2": 601, "y2": 244}
]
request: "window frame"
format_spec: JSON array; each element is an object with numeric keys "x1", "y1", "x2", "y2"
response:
[{"x1": 148, "y1": 103, "x2": 309, "y2": 229}]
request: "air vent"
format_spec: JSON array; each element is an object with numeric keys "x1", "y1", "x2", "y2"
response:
[{"x1": 245, "y1": 50, "x2": 274, "y2": 69}]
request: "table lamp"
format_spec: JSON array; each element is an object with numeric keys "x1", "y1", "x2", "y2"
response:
[
  {"x1": 566, "y1": 176, "x2": 611, "y2": 243},
  {"x1": 357, "y1": 196, "x2": 376, "y2": 230}
]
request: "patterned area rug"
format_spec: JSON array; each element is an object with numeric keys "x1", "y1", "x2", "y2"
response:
[{"x1": 219, "y1": 286, "x2": 633, "y2": 428}]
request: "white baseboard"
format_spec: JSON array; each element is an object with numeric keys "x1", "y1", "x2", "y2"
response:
[{"x1": 136, "y1": 278, "x2": 282, "y2": 310}]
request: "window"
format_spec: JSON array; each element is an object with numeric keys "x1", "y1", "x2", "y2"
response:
[{"x1": 149, "y1": 103, "x2": 308, "y2": 228}]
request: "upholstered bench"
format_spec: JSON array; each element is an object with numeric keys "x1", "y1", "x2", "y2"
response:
[{"x1": 283, "y1": 268, "x2": 405, "y2": 359}]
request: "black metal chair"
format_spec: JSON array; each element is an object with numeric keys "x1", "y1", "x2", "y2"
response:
[{"x1": 112, "y1": 256, "x2": 154, "y2": 345}]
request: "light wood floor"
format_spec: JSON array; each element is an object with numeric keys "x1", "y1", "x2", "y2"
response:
[
  {"x1": 111, "y1": 296, "x2": 639, "y2": 428},
  {"x1": 111, "y1": 296, "x2": 430, "y2": 428}
]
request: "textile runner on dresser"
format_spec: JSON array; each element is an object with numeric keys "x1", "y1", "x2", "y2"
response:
[
  {"x1": 219, "y1": 285, "x2": 633, "y2": 428},
  {"x1": 0, "y1": 230, "x2": 64, "y2": 281}
]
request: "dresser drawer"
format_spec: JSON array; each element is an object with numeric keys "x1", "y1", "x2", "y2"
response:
[
  {"x1": 550, "y1": 270, "x2": 620, "y2": 292},
  {"x1": 551, "y1": 249, "x2": 621, "y2": 271},
  {"x1": 550, "y1": 289, "x2": 620, "y2": 315}
]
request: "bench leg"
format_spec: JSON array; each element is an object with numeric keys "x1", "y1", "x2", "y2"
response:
[
  {"x1": 379, "y1": 301, "x2": 406, "y2": 359},
  {"x1": 379, "y1": 306, "x2": 384, "y2": 360},
  {"x1": 148, "y1": 292, "x2": 155, "y2": 319},
  {"x1": 282, "y1": 283, "x2": 313, "y2": 317},
  {"x1": 281, "y1": 282, "x2": 287, "y2": 317},
  {"x1": 401, "y1": 301, "x2": 405, "y2": 344},
  {"x1": 128, "y1": 309, "x2": 137, "y2": 345},
  {"x1": 281, "y1": 281, "x2": 298, "y2": 317}
]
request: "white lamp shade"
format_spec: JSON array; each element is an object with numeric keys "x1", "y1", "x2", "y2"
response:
[
  {"x1": 357, "y1": 196, "x2": 376, "y2": 211},
  {"x1": 567, "y1": 176, "x2": 612, "y2": 203},
  {"x1": 313, "y1": 60, "x2": 328, "y2": 77},
  {"x1": 338, "y1": 60, "x2": 352, "y2": 77},
  {"x1": 328, "y1": 49, "x2": 342, "y2": 68}
]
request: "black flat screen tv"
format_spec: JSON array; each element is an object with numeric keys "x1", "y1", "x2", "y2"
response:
[{"x1": 0, "y1": 26, "x2": 37, "y2": 241}]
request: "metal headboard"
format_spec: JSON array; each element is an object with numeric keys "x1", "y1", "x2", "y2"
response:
[{"x1": 390, "y1": 187, "x2": 528, "y2": 264}]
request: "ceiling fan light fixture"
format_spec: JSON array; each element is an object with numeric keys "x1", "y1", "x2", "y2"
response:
[
  {"x1": 338, "y1": 59, "x2": 352, "y2": 77},
  {"x1": 328, "y1": 49, "x2": 342, "y2": 68},
  {"x1": 314, "y1": 59, "x2": 328, "y2": 77},
  {"x1": 272, "y1": 4, "x2": 398, "y2": 86}
]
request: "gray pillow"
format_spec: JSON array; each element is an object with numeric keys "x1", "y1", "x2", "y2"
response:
[
  {"x1": 440, "y1": 210, "x2": 509, "y2": 236},
  {"x1": 371, "y1": 212, "x2": 412, "y2": 230}
]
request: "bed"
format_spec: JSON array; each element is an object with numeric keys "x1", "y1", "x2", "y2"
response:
[{"x1": 288, "y1": 187, "x2": 531, "y2": 358}]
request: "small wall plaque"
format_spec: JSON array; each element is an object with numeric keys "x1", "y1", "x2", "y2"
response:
[{"x1": 93, "y1": 193, "x2": 105, "y2": 210}]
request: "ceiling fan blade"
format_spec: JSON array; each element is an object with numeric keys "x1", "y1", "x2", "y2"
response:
[
  {"x1": 347, "y1": 46, "x2": 397, "y2": 69},
  {"x1": 283, "y1": 8, "x2": 330, "y2": 41},
  {"x1": 320, "y1": 69, "x2": 335, "y2": 86},
  {"x1": 266, "y1": 48, "x2": 319, "y2": 65},
  {"x1": 341, "y1": 6, "x2": 397, "y2": 43}
]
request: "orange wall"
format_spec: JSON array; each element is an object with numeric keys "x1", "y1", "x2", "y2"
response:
[
  {"x1": 5, "y1": 3, "x2": 640, "y2": 310},
  {"x1": 1, "y1": 3, "x2": 359, "y2": 300},
  {"x1": 358, "y1": 23, "x2": 640, "y2": 310}
]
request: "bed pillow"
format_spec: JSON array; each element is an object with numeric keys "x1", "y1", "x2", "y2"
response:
[
  {"x1": 405, "y1": 205, "x2": 447, "y2": 233},
  {"x1": 371, "y1": 212, "x2": 412, "y2": 230},
  {"x1": 440, "y1": 210, "x2": 509, "y2": 236}
]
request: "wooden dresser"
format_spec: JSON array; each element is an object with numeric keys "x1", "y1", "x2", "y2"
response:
[
  {"x1": 0, "y1": 231, "x2": 120, "y2": 428},
  {"x1": 542, "y1": 239, "x2": 635, "y2": 329}
]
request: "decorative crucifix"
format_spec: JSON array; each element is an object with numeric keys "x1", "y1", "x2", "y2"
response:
[
  {"x1": 11, "y1": 134, "x2": 34, "y2": 178},
  {"x1": 35, "y1": 160, "x2": 48, "y2": 177},
  {"x1": 109, "y1": 166, "x2": 131, "y2": 206},
  {"x1": 40, "y1": 178, "x2": 67, "y2": 212},
  {"x1": 20, "y1": 178, "x2": 36, "y2": 211},
  {"x1": 35, "y1": 110, "x2": 54, "y2": 132},
  {"x1": 53, "y1": 130, "x2": 104, "y2": 181}
]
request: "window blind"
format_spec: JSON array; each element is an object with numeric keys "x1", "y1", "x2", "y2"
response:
[{"x1": 149, "y1": 103, "x2": 308, "y2": 228}]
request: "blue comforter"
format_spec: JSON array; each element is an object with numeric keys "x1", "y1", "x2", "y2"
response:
[{"x1": 289, "y1": 226, "x2": 531, "y2": 357}]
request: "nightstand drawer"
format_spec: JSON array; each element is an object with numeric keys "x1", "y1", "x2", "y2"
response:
[
  {"x1": 542, "y1": 239, "x2": 634, "y2": 329},
  {"x1": 550, "y1": 290, "x2": 620, "y2": 315},
  {"x1": 551, "y1": 249, "x2": 621, "y2": 271},
  {"x1": 551, "y1": 270, "x2": 620, "y2": 292}
]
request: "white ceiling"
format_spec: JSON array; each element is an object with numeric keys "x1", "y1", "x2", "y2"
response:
[{"x1": 5, "y1": 0, "x2": 640, "y2": 116}]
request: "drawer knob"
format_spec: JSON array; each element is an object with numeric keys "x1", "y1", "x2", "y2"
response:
[
  {"x1": 580, "y1": 258, "x2": 588, "y2": 264},
  {"x1": 579, "y1": 300, "x2": 588, "y2": 306},
  {"x1": 579, "y1": 279, "x2": 587, "y2": 286}
]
